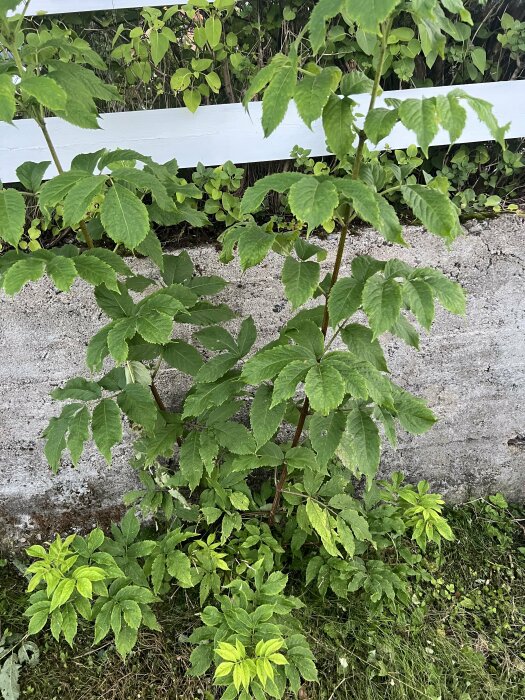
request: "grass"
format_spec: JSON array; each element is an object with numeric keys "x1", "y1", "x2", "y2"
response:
[{"x1": 1, "y1": 497, "x2": 524, "y2": 700}]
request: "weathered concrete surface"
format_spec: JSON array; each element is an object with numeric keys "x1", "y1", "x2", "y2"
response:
[{"x1": 1, "y1": 215, "x2": 524, "y2": 546}]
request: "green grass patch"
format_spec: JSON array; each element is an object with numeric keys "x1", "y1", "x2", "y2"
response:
[{"x1": 1, "y1": 498, "x2": 524, "y2": 700}]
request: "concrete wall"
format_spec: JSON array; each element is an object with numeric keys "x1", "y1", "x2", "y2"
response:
[{"x1": 1, "y1": 215, "x2": 524, "y2": 547}]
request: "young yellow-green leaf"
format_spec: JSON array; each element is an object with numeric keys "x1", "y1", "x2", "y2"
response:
[
  {"x1": 346, "y1": 0, "x2": 402, "y2": 35},
  {"x1": 345, "y1": 406, "x2": 380, "y2": 482},
  {"x1": 305, "y1": 498, "x2": 340, "y2": 556},
  {"x1": 308, "y1": 0, "x2": 344, "y2": 54},
  {"x1": 282, "y1": 257, "x2": 320, "y2": 309},
  {"x1": 262, "y1": 54, "x2": 297, "y2": 136},
  {"x1": 2, "y1": 257, "x2": 46, "y2": 295},
  {"x1": 288, "y1": 178, "x2": 339, "y2": 232},
  {"x1": 392, "y1": 385, "x2": 436, "y2": 434},
  {"x1": 309, "y1": 411, "x2": 346, "y2": 466},
  {"x1": 183, "y1": 88, "x2": 201, "y2": 113},
  {"x1": 402, "y1": 278, "x2": 435, "y2": 330},
  {"x1": 20, "y1": 76, "x2": 67, "y2": 111},
  {"x1": 305, "y1": 363, "x2": 345, "y2": 416},
  {"x1": 398, "y1": 97, "x2": 438, "y2": 156},
  {"x1": 322, "y1": 95, "x2": 355, "y2": 160},
  {"x1": 364, "y1": 107, "x2": 398, "y2": 144},
  {"x1": 362, "y1": 273, "x2": 402, "y2": 338},
  {"x1": 250, "y1": 384, "x2": 286, "y2": 447},
  {"x1": 0, "y1": 188, "x2": 25, "y2": 247},
  {"x1": 328, "y1": 277, "x2": 363, "y2": 327},
  {"x1": 294, "y1": 67, "x2": 341, "y2": 127},
  {"x1": 150, "y1": 28, "x2": 170, "y2": 66},
  {"x1": 205, "y1": 16, "x2": 222, "y2": 48},
  {"x1": 237, "y1": 225, "x2": 276, "y2": 271},
  {"x1": 62, "y1": 175, "x2": 107, "y2": 227},
  {"x1": 91, "y1": 398, "x2": 122, "y2": 463},
  {"x1": 401, "y1": 184, "x2": 461, "y2": 242},
  {"x1": 50, "y1": 578, "x2": 76, "y2": 612},
  {"x1": 0, "y1": 73, "x2": 16, "y2": 122},
  {"x1": 100, "y1": 183, "x2": 149, "y2": 249}
]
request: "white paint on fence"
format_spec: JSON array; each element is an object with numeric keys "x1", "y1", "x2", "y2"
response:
[
  {"x1": 13, "y1": 0, "x2": 207, "y2": 15},
  {"x1": 1, "y1": 81, "x2": 523, "y2": 184}
]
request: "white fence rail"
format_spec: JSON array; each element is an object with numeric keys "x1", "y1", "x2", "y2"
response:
[
  {"x1": 1, "y1": 81, "x2": 524, "y2": 183},
  {"x1": 14, "y1": 1, "x2": 205, "y2": 15}
]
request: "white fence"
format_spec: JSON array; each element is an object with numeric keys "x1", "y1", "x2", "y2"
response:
[
  {"x1": 14, "y1": 0, "x2": 205, "y2": 15},
  {"x1": 1, "y1": 2, "x2": 524, "y2": 183}
]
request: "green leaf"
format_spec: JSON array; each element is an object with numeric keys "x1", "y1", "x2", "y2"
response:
[
  {"x1": 107, "y1": 317, "x2": 137, "y2": 362},
  {"x1": 86, "y1": 327, "x2": 110, "y2": 372},
  {"x1": 167, "y1": 550, "x2": 193, "y2": 587},
  {"x1": 305, "y1": 363, "x2": 345, "y2": 416},
  {"x1": 398, "y1": 97, "x2": 438, "y2": 156},
  {"x1": 435, "y1": 93, "x2": 466, "y2": 143},
  {"x1": 271, "y1": 359, "x2": 313, "y2": 405},
  {"x1": 305, "y1": 498, "x2": 339, "y2": 556},
  {"x1": 402, "y1": 279, "x2": 434, "y2": 330},
  {"x1": 2, "y1": 257, "x2": 45, "y2": 295},
  {"x1": 411, "y1": 268, "x2": 466, "y2": 315},
  {"x1": 309, "y1": 411, "x2": 346, "y2": 467},
  {"x1": 135, "y1": 311, "x2": 173, "y2": 344},
  {"x1": 39, "y1": 171, "x2": 90, "y2": 209},
  {"x1": 67, "y1": 406, "x2": 90, "y2": 466},
  {"x1": 205, "y1": 16, "x2": 222, "y2": 48},
  {"x1": 150, "y1": 28, "x2": 170, "y2": 66},
  {"x1": 74, "y1": 255, "x2": 118, "y2": 292},
  {"x1": 250, "y1": 385, "x2": 286, "y2": 447},
  {"x1": 328, "y1": 277, "x2": 363, "y2": 327},
  {"x1": 392, "y1": 385, "x2": 436, "y2": 434},
  {"x1": 344, "y1": 406, "x2": 380, "y2": 482},
  {"x1": 334, "y1": 179, "x2": 380, "y2": 229},
  {"x1": 322, "y1": 95, "x2": 355, "y2": 160},
  {"x1": 308, "y1": 0, "x2": 344, "y2": 54},
  {"x1": 100, "y1": 183, "x2": 149, "y2": 249},
  {"x1": 46, "y1": 255, "x2": 77, "y2": 292},
  {"x1": 340, "y1": 323, "x2": 387, "y2": 371},
  {"x1": 163, "y1": 340, "x2": 203, "y2": 376},
  {"x1": 50, "y1": 578, "x2": 76, "y2": 612},
  {"x1": 262, "y1": 54, "x2": 297, "y2": 137},
  {"x1": 339, "y1": 508, "x2": 372, "y2": 542},
  {"x1": 401, "y1": 184, "x2": 461, "y2": 242},
  {"x1": 16, "y1": 160, "x2": 51, "y2": 193},
  {"x1": 0, "y1": 188, "x2": 25, "y2": 247},
  {"x1": 340, "y1": 71, "x2": 374, "y2": 96},
  {"x1": 91, "y1": 398, "x2": 122, "y2": 463},
  {"x1": 51, "y1": 378, "x2": 101, "y2": 401},
  {"x1": 213, "y1": 422, "x2": 257, "y2": 455},
  {"x1": 459, "y1": 93, "x2": 508, "y2": 148},
  {"x1": 62, "y1": 175, "x2": 107, "y2": 227},
  {"x1": 364, "y1": 107, "x2": 398, "y2": 144},
  {"x1": 237, "y1": 225, "x2": 275, "y2": 271},
  {"x1": 345, "y1": 0, "x2": 402, "y2": 35},
  {"x1": 195, "y1": 353, "x2": 238, "y2": 383},
  {"x1": 20, "y1": 76, "x2": 67, "y2": 111},
  {"x1": 243, "y1": 344, "x2": 313, "y2": 384},
  {"x1": 362, "y1": 273, "x2": 402, "y2": 338},
  {"x1": 179, "y1": 430, "x2": 204, "y2": 491},
  {"x1": 0, "y1": 73, "x2": 16, "y2": 122},
  {"x1": 288, "y1": 178, "x2": 339, "y2": 231},
  {"x1": 294, "y1": 67, "x2": 341, "y2": 127},
  {"x1": 117, "y1": 383, "x2": 158, "y2": 434},
  {"x1": 240, "y1": 172, "x2": 303, "y2": 215},
  {"x1": 281, "y1": 257, "x2": 320, "y2": 309}
]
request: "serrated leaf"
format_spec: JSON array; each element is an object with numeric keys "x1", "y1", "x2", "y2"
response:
[
  {"x1": 392, "y1": 385, "x2": 436, "y2": 434},
  {"x1": 288, "y1": 178, "x2": 339, "y2": 232},
  {"x1": 398, "y1": 97, "x2": 438, "y2": 156},
  {"x1": 16, "y1": 160, "x2": 51, "y2": 193},
  {"x1": 346, "y1": 0, "x2": 401, "y2": 35},
  {"x1": 401, "y1": 184, "x2": 461, "y2": 242},
  {"x1": 411, "y1": 268, "x2": 466, "y2": 315},
  {"x1": 62, "y1": 175, "x2": 106, "y2": 227},
  {"x1": 345, "y1": 406, "x2": 380, "y2": 482},
  {"x1": 328, "y1": 277, "x2": 363, "y2": 327},
  {"x1": 67, "y1": 406, "x2": 90, "y2": 466},
  {"x1": 117, "y1": 383, "x2": 158, "y2": 434},
  {"x1": 2, "y1": 257, "x2": 45, "y2": 295},
  {"x1": 213, "y1": 422, "x2": 257, "y2": 455},
  {"x1": 51, "y1": 377, "x2": 101, "y2": 401},
  {"x1": 100, "y1": 183, "x2": 149, "y2": 249},
  {"x1": 340, "y1": 323, "x2": 387, "y2": 371},
  {"x1": 305, "y1": 363, "x2": 345, "y2": 416},
  {"x1": 0, "y1": 73, "x2": 16, "y2": 122},
  {"x1": 91, "y1": 398, "x2": 122, "y2": 463},
  {"x1": 250, "y1": 384, "x2": 286, "y2": 447},
  {"x1": 163, "y1": 340, "x2": 203, "y2": 376},
  {"x1": 271, "y1": 359, "x2": 312, "y2": 405},
  {"x1": 402, "y1": 278, "x2": 434, "y2": 330},
  {"x1": 262, "y1": 54, "x2": 297, "y2": 136},
  {"x1": 0, "y1": 189, "x2": 25, "y2": 247},
  {"x1": 305, "y1": 498, "x2": 339, "y2": 556},
  {"x1": 135, "y1": 311, "x2": 173, "y2": 344},
  {"x1": 294, "y1": 67, "x2": 341, "y2": 127},
  {"x1": 39, "y1": 171, "x2": 90, "y2": 209},
  {"x1": 237, "y1": 225, "x2": 275, "y2": 271},
  {"x1": 362, "y1": 273, "x2": 402, "y2": 338},
  {"x1": 322, "y1": 95, "x2": 355, "y2": 160},
  {"x1": 74, "y1": 255, "x2": 118, "y2": 291},
  {"x1": 179, "y1": 430, "x2": 204, "y2": 491},
  {"x1": 20, "y1": 76, "x2": 67, "y2": 111},
  {"x1": 309, "y1": 411, "x2": 346, "y2": 466},
  {"x1": 308, "y1": 0, "x2": 344, "y2": 54},
  {"x1": 46, "y1": 255, "x2": 77, "y2": 292},
  {"x1": 243, "y1": 344, "x2": 313, "y2": 384},
  {"x1": 435, "y1": 93, "x2": 466, "y2": 143},
  {"x1": 240, "y1": 172, "x2": 303, "y2": 215},
  {"x1": 364, "y1": 107, "x2": 398, "y2": 144},
  {"x1": 281, "y1": 257, "x2": 320, "y2": 309}
]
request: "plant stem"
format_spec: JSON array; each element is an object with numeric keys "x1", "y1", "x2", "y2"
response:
[
  {"x1": 35, "y1": 114, "x2": 95, "y2": 249},
  {"x1": 151, "y1": 381, "x2": 167, "y2": 412},
  {"x1": 268, "y1": 22, "x2": 391, "y2": 525}
]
